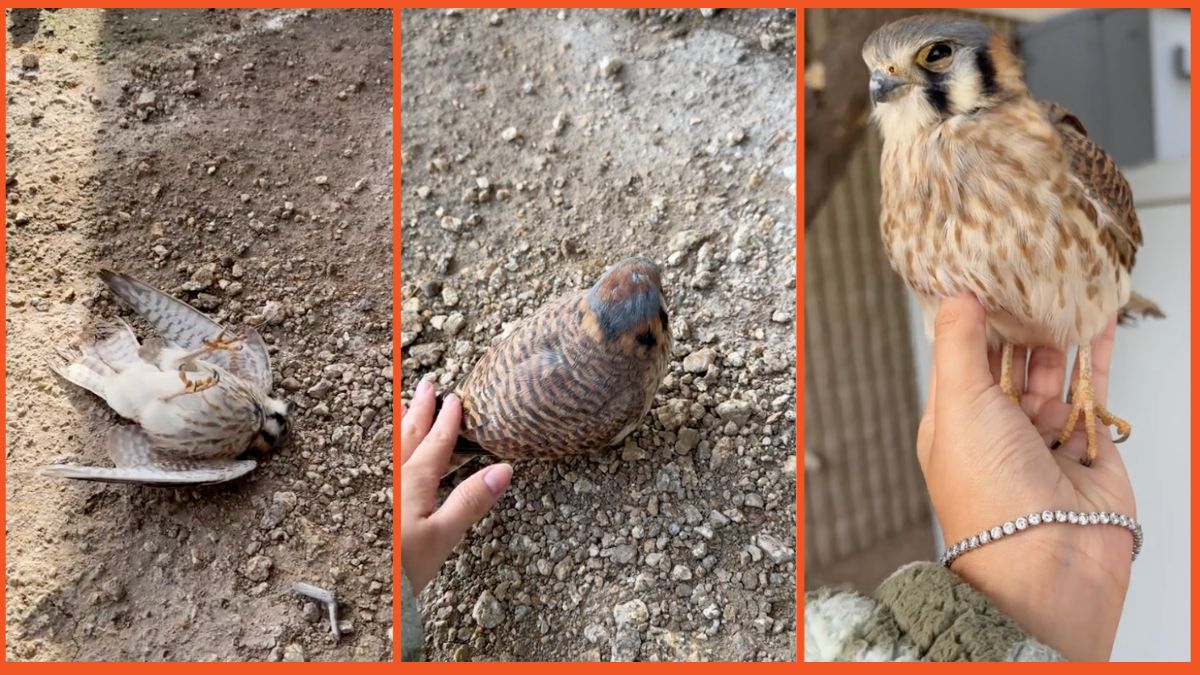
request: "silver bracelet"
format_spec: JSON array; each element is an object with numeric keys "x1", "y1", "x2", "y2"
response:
[{"x1": 940, "y1": 509, "x2": 1143, "y2": 567}]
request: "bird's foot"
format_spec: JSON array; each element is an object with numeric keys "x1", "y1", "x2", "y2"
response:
[
  {"x1": 164, "y1": 370, "x2": 220, "y2": 401},
  {"x1": 1052, "y1": 384, "x2": 1129, "y2": 466},
  {"x1": 202, "y1": 327, "x2": 246, "y2": 353}
]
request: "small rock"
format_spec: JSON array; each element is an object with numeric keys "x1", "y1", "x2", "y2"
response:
[
  {"x1": 671, "y1": 564, "x2": 693, "y2": 581},
  {"x1": 611, "y1": 545, "x2": 636, "y2": 565},
  {"x1": 21, "y1": 53, "x2": 38, "y2": 70},
  {"x1": 727, "y1": 127, "x2": 746, "y2": 146},
  {"x1": 240, "y1": 555, "x2": 272, "y2": 582},
  {"x1": 135, "y1": 91, "x2": 157, "y2": 109},
  {"x1": 683, "y1": 348, "x2": 716, "y2": 374},
  {"x1": 599, "y1": 56, "x2": 624, "y2": 79},
  {"x1": 500, "y1": 126, "x2": 519, "y2": 142},
  {"x1": 472, "y1": 590, "x2": 504, "y2": 628},
  {"x1": 676, "y1": 427, "x2": 700, "y2": 454},
  {"x1": 757, "y1": 534, "x2": 794, "y2": 565},
  {"x1": 314, "y1": 175, "x2": 329, "y2": 186},
  {"x1": 716, "y1": 399, "x2": 753, "y2": 427},
  {"x1": 613, "y1": 599, "x2": 648, "y2": 627}
]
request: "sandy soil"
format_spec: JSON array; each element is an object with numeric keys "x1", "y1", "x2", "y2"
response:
[
  {"x1": 5, "y1": 8, "x2": 393, "y2": 661},
  {"x1": 400, "y1": 8, "x2": 796, "y2": 662}
]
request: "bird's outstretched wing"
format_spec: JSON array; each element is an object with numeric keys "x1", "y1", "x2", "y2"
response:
[
  {"x1": 39, "y1": 426, "x2": 257, "y2": 486},
  {"x1": 99, "y1": 269, "x2": 274, "y2": 393},
  {"x1": 1040, "y1": 100, "x2": 1142, "y2": 271}
]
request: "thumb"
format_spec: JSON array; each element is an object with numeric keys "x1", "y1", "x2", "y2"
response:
[
  {"x1": 429, "y1": 463, "x2": 512, "y2": 543},
  {"x1": 933, "y1": 296, "x2": 994, "y2": 411}
]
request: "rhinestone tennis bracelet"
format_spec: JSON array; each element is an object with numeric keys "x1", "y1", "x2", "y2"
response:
[{"x1": 939, "y1": 509, "x2": 1143, "y2": 567}]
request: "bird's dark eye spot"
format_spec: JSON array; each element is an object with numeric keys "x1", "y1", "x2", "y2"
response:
[
  {"x1": 924, "y1": 43, "x2": 952, "y2": 64},
  {"x1": 636, "y1": 330, "x2": 657, "y2": 347}
]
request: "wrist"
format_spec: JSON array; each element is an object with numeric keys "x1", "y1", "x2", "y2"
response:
[{"x1": 949, "y1": 522, "x2": 1131, "y2": 661}]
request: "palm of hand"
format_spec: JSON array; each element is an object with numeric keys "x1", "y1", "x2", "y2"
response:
[{"x1": 920, "y1": 336, "x2": 1136, "y2": 576}]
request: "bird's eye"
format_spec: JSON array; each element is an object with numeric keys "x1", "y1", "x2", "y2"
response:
[{"x1": 920, "y1": 42, "x2": 954, "y2": 68}]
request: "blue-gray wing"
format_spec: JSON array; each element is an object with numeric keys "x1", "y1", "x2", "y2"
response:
[
  {"x1": 99, "y1": 269, "x2": 274, "y2": 393},
  {"x1": 39, "y1": 427, "x2": 258, "y2": 486}
]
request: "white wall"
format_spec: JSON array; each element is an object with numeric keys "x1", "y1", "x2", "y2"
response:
[{"x1": 906, "y1": 158, "x2": 1191, "y2": 661}]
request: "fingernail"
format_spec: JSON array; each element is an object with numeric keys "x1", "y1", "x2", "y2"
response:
[
  {"x1": 445, "y1": 393, "x2": 460, "y2": 406},
  {"x1": 482, "y1": 463, "x2": 512, "y2": 496},
  {"x1": 416, "y1": 379, "x2": 432, "y2": 396}
]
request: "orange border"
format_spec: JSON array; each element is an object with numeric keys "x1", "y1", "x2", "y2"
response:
[
  {"x1": 0, "y1": 1, "x2": 1196, "y2": 669},
  {"x1": 799, "y1": 2, "x2": 1199, "y2": 669}
]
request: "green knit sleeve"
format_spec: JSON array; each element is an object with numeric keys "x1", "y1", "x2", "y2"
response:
[
  {"x1": 805, "y1": 562, "x2": 1064, "y2": 662},
  {"x1": 401, "y1": 572, "x2": 425, "y2": 662}
]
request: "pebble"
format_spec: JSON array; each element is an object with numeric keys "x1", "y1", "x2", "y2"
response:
[
  {"x1": 716, "y1": 399, "x2": 753, "y2": 427},
  {"x1": 240, "y1": 555, "x2": 272, "y2": 582},
  {"x1": 472, "y1": 590, "x2": 504, "y2": 628},
  {"x1": 683, "y1": 348, "x2": 716, "y2": 374},
  {"x1": 757, "y1": 534, "x2": 794, "y2": 565},
  {"x1": 500, "y1": 126, "x2": 519, "y2": 142},
  {"x1": 613, "y1": 599, "x2": 648, "y2": 627},
  {"x1": 20, "y1": 53, "x2": 38, "y2": 71},
  {"x1": 599, "y1": 56, "x2": 624, "y2": 79}
]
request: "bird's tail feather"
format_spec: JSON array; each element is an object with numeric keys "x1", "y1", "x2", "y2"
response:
[
  {"x1": 1119, "y1": 291, "x2": 1165, "y2": 326},
  {"x1": 47, "y1": 319, "x2": 140, "y2": 399}
]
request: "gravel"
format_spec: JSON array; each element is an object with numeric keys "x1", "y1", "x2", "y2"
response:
[
  {"x1": 5, "y1": 8, "x2": 393, "y2": 662},
  {"x1": 401, "y1": 7, "x2": 796, "y2": 662}
]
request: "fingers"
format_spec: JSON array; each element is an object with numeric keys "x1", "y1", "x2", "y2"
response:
[
  {"x1": 1089, "y1": 318, "x2": 1118, "y2": 407},
  {"x1": 933, "y1": 296, "x2": 994, "y2": 418},
  {"x1": 1026, "y1": 346, "x2": 1068, "y2": 405},
  {"x1": 409, "y1": 393, "x2": 463, "y2": 474},
  {"x1": 428, "y1": 463, "x2": 512, "y2": 545},
  {"x1": 401, "y1": 379, "x2": 436, "y2": 464}
]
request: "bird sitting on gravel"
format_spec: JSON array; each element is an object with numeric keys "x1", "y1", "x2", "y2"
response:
[
  {"x1": 41, "y1": 269, "x2": 289, "y2": 486},
  {"x1": 437, "y1": 257, "x2": 672, "y2": 461}
]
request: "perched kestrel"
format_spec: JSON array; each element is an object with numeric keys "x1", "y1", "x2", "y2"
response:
[
  {"x1": 42, "y1": 270, "x2": 289, "y2": 485},
  {"x1": 439, "y1": 257, "x2": 671, "y2": 460},
  {"x1": 863, "y1": 16, "x2": 1162, "y2": 465}
]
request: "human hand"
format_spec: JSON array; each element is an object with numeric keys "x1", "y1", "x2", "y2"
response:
[
  {"x1": 401, "y1": 379, "x2": 512, "y2": 594},
  {"x1": 918, "y1": 296, "x2": 1135, "y2": 661}
]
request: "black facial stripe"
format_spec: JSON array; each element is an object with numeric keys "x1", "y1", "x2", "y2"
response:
[
  {"x1": 269, "y1": 411, "x2": 287, "y2": 425},
  {"x1": 975, "y1": 49, "x2": 998, "y2": 96},
  {"x1": 259, "y1": 428, "x2": 278, "y2": 445},
  {"x1": 924, "y1": 70, "x2": 950, "y2": 114},
  {"x1": 636, "y1": 330, "x2": 657, "y2": 347}
]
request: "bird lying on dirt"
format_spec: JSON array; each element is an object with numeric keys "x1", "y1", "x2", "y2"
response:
[{"x1": 42, "y1": 269, "x2": 289, "y2": 486}]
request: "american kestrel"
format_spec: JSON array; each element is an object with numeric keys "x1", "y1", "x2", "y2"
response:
[
  {"x1": 41, "y1": 270, "x2": 289, "y2": 485},
  {"x1": 863, "y1": 16, "x2": 1162, "y2": 465},
  {"x1": 438, "y1": 257, "x2": 671, "y2": 460}
]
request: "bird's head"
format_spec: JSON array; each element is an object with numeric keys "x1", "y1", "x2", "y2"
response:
[
  {"x1": 586, "y1": 257, "x2": 671, "y2": 359},
  {"x1": 251, "y1": 396, "x2": 290, "y2": 453},
  {"x1": 862, "y1": 16, "x2": 1026, "y2": 138}
]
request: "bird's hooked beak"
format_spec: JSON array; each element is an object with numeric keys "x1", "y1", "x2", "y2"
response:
[{"x1": 869, "y1": 69, "x2": 907, "y2": 104}]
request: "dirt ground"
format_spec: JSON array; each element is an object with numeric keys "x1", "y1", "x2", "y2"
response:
[
  {"x1": 6, "y1": 9, "x2": 393, "y2": 661},
  {"x1": 400, "y1": 8, "x2": 796, "y2": 662}
]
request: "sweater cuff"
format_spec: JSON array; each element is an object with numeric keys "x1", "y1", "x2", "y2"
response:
[
  {"x1": 805, "y1": 562, "x2": 1064, "y2": 662},
  {"x1": 401, "y1": 572, "x2": 425, "y2": 662},
  {"x1": 875, "y1": 562, "x2": 1063, "y2": 661}
]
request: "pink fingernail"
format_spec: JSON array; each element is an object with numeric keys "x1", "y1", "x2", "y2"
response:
[
  {"x1": 416, "y1": 379, "x2": 432, "y2": 396},
  {"x1": 483, "y1": 464, "x2": 512, "y2": 496}
]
